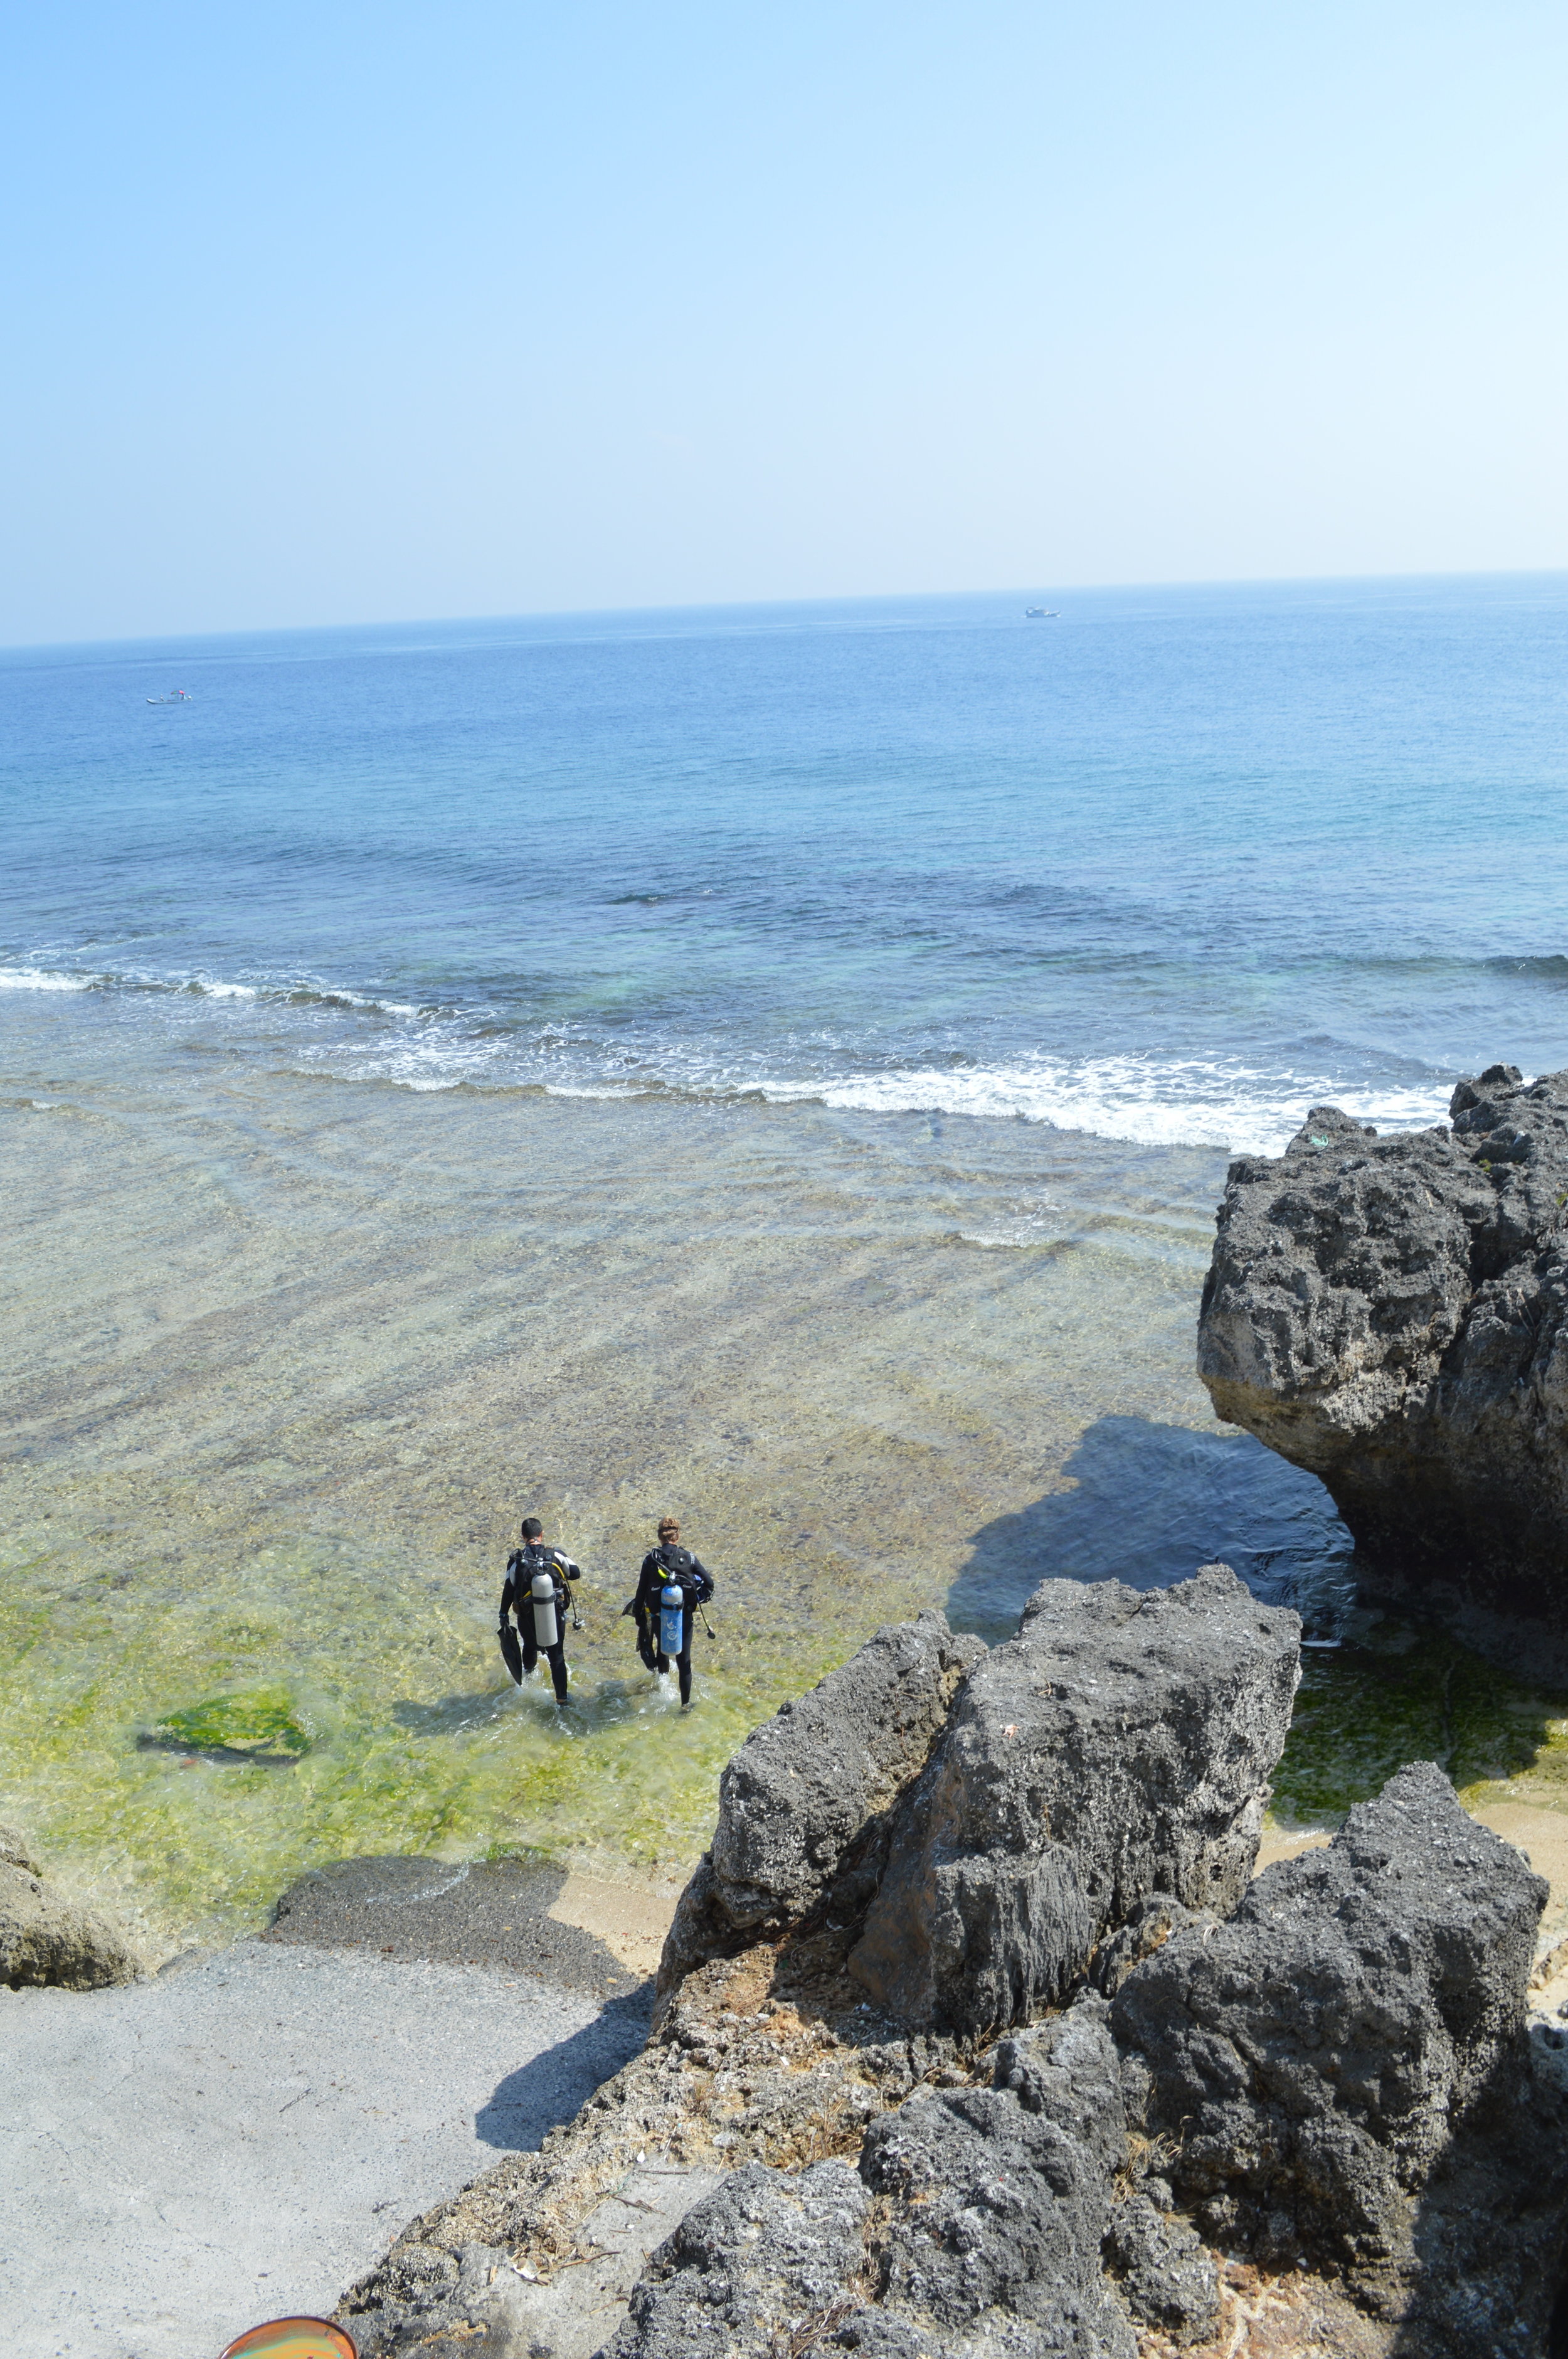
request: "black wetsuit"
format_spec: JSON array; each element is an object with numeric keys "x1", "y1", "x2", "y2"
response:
[
  {"x1": 501, "y1": 1544, "x2": 580, "y2": 1701},
  {"x1": 630, "y1": 1546, "x2": 713, "y2": 1704}
]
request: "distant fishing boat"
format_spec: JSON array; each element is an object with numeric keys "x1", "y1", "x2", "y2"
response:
[
  {"x1": 146, "y1": 690, "x2": 193, "y2": 703},
  {"x1": 1023, "y1": 609, "x2": 1058, "y2": 619}
]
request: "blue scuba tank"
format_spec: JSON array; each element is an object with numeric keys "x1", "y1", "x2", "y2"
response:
[{"x1": 659, "y1": 1580, "x2": 685, "y2": 1656}]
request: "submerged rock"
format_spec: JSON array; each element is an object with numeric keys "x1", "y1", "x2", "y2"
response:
[
  {"x1": 0, "y1": 1822, "x2": 40, "y2": 1873},
  {"x1": 1112, "y1": 1760, "x2": 1545, "y2": 2276},
  {"x1": 658, "y1": 1609, "x2": 982, "y2": 1994},
  {"x1": 0, "y1": 1833, "x2": 139, "y2": 1991},
  {"x1": 849, "y1": 1567, "x2": 1300, "y2": 2033},
  {"x1": 1198, "y1": 1067, "x2": 1568, "y2": 1666}
]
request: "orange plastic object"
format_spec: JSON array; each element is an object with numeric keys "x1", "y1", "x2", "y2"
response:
[{"x1": 218, "y1": 2319, "x2": 357, "y2": 2359}]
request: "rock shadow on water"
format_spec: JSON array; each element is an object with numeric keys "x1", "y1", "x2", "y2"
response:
[
  {"x1": 391, "y1": 1688, "x2": 514, "y2": 1737},
  {"x1": 946, "y1": 1413, "x2": 1359, "y2": 1644},
  {"x1": 946, "y1": 1414, "x2": 1568, "y2": 1834}
]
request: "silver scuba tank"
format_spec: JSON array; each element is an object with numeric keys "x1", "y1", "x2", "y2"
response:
[
  {"x1": 659, "y1": 1580, "x2": 684, "y2": 1656},
  {"x1": 531, "y1": 1568, "x2": 559, "y2": 1649}
]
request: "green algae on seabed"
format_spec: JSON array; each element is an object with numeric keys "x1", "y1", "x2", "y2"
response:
[
  {"x1": 144, "y1": 1687, "x2": 312, "y2": 1763},
  {"x1": 1269, "y1": 1616, "x2": 1568, "y2": 1829},
  {"x1": 0, "y1": 1518, "x2": 857, "y2": 1959}
]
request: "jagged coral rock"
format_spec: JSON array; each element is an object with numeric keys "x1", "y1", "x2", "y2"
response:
[
  {"x1": 607, "y1": 2000, "x2": 1136, "y2": 2359},
  {"x1": 1111, "y1": 1760, "x2": 1544, "y2": 2272},
  {"x1": 659, "y1": 1609, "x2": 982, "y2": 1993},
  {"x1": 862, "y1": 2000, "x2": 1136, "y2": 2356},
  {"x1": 1198, "y1": 1067, "x2": 1568, "y2": 1666},
  {"x1": 342, "y1": 1599, "x2": 1567, "y2": 2358},
  {"x1": 849, "y1": 1568, "x2": 1300, "y2": 2033},
  {"x1": 1101, "y1": 2192, "x2": 1220, "y2": 2348},
  {"x1": 599, "y1": 2159, "x2": 874, "y2": 2359}
]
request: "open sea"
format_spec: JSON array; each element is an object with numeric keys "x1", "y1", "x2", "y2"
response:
[{"x1": 6, "y1": 573, "x2": 1568, "y2": 1952}]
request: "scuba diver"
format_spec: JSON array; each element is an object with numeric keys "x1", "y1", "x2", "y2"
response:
[
  {"x1": 499, "y1": 1517, "x2": 582, "y2": 1705},
  {"x1": 624, "y1": 1517, "x2": 714, "y2": 1708}
]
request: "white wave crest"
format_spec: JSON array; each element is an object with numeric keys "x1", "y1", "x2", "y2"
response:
[
  {"x1": 0, "y1": 966, "x2": 94, "y2": 993},
  {"x1": 299, "y1": 1047, "x2": 1452, "y2": 1153},
  {"x1": 750, "y1": 1056, "x2": 1454, "y2": 1156}
]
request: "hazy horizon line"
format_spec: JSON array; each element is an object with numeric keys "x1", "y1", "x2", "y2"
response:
[{"x1": 6, "y1": 562, "x2": 1567, "y2": 663}]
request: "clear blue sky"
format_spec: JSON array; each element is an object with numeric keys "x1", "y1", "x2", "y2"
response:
[{"x1": 4, "y1": 2, "x2": 1565, "y2": 644}]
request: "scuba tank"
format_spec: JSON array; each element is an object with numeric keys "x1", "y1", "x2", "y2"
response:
[
  {"x1": 530, "y1": 1567, "x2": 559, "y2": 1649},
  {"x1": 659, "y1": 1580, "x2": 685, "y2": 1657}
]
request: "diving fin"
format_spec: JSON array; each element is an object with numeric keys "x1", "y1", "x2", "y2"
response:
[{"x1": 499, "y1": 1621, "x2": 523, "y2": 1686}]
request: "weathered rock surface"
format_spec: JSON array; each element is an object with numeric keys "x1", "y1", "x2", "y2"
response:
[
  {"x1": 862, "y1": 1999, "x2": 1136, "y2": 2356},
  {"x1": 1101, "y1": 2192, "x2": 1220, "y2": 2348},
  {"x1": 1113, "y1": 1760, "x2": 1550, "y2": 2293},
  {"x1": 607, "y1": 1998, "x2": 1136, "y2": 2359},
  {"x1": 659, "y1": 1610, "x2": 982, "y2": 1993},
  {"x1": 849, "y1": 1568, "x2": 1300, "y2": 2033},
  {"x1": 0, "y1": 1833, "x2": 139, "y2": 1990},
  {"x1": 1198, "y1": 1067, "x2": 1568, "y2": 1665},
  {"x1": 601, "y1": 2159, "x2": 874, "y2": 2359}
]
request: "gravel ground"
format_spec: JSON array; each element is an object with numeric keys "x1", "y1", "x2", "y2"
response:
[{"x1": 2, "y1": 1938, "x2": 651, "y2": 2359}]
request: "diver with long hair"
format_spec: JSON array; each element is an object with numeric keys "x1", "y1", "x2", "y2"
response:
[{"x1": 624, "y1": 1516, "x2": 713, "y2": 1708}]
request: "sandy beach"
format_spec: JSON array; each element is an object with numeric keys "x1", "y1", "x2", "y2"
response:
[{"x1": 1, "y1": 1858, "x2": 664, "y2": 2359}]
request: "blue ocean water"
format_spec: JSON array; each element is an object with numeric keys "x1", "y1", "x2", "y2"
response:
[{"x1": 6, "y1": 572, "x2": 1567, "y2": 1149}]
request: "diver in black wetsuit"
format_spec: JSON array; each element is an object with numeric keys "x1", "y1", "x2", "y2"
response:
[
  {"x1": 500, "y1": 1516, "x2": 581, "y2": 1704},
  {"x1": 625, "y1": 1516, "x2": 713, "y2": 1708}
]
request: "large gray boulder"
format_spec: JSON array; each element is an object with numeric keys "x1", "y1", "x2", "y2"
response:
[
  {"x1": 1198, "y1": 1067, "x2": 1568, "y2": 1667},
  {"x1": 1111, "y1": 1760, "x2": 1546, "y2": 2275},
  {"x1": 658, "y1": 1610, "x2": 982, "y2": 1991},
  {"x1": 0, "y1": 1833, "x2": 139, "y2": 1991},
  {"x1": 849, "y1": 1567, "x2": 1299, "y2": 2033}
]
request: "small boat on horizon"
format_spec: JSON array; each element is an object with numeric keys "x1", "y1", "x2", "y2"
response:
[
  {"x1": 1024, "y1": 609, "x2": 1058, "y2": 619},
  {"x1": 146, "y1": 689, "x2": 194, "y2": 703}
]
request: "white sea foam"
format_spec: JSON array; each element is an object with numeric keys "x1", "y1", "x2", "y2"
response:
[
  {"x1": 331, "y1": 1046, "x2": 1453, "y2": 1154},
  {"x1": 0, "y1": 966, "x2": 93, "y2": 993},
  {"x1": 1, "y1": 947, "x2": 1458, "y2": 1156},
  {"x1": 749, "y1": 1055, "x2": 1454, "y2": 1156}
]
